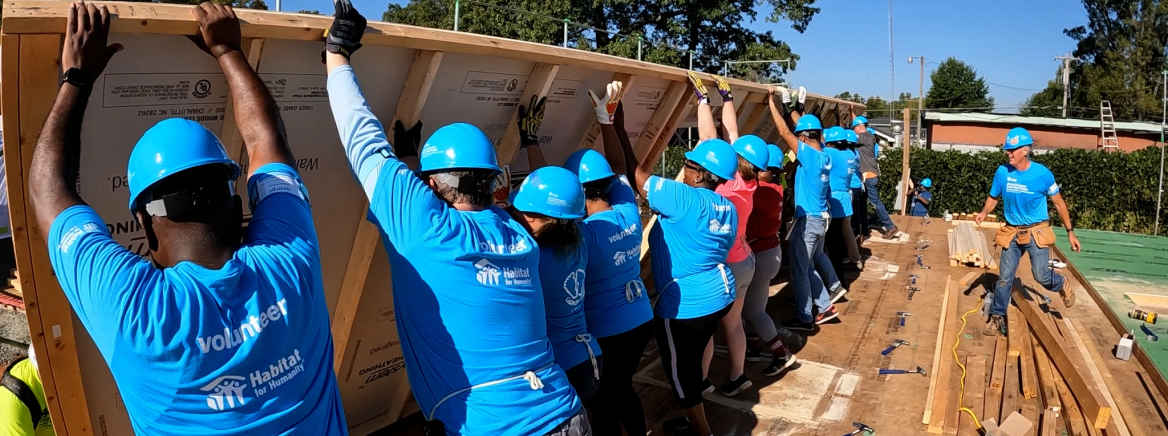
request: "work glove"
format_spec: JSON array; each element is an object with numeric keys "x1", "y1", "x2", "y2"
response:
[
  {"x1": 518, "y1": 95, "x2": 546, "y2": 149},
  {"x1": 713, "y1": 74, "x2": 733, "y2": 103},
  {"x1": 587, "y1": 81, "x2": 624, "y2": 125},
  {"x1": 392, "y1": 120, "x2": 423, "y2": 158},
  {"x1": 322, "y1": 0, "x2": 366, "y2": 62},
  {"x1": 795, "y1": 86, "x2": 807, "y2": 112},
  {"x1": 686, "y1": 71, "x2": 710, "y2": 105},
  {"x1": 492, "y1": 166, "x2": 513, "y2": 208}
]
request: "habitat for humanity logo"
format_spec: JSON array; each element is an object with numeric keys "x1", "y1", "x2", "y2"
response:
[
  {"x1": 201, "y1": 375, "x2": 248, "y2": 411},
  {"x1": 200, "y1": 349, "x2": 307, "y2": 411},
  {"x1": 474, "y1": 259, "x2": 532, "y2": 286},
  {"x1": 708, "y1": 219, "x2": 731, "y2": 235}
]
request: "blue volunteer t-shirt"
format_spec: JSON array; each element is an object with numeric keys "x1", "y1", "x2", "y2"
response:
[
  {"x1": 538, "y1": 233, "x2": 602, "y2": 371},
  {"x1": 794, "y1": 141, "x2": 832, "y2": 219},
  {"x1": 47, "y1": 164, "x2": 345, "y2": 436},
  {"x1": 825, "y1": 147, "x2": 859, "y2": 218},
  {"x1": 989, "y1": 162, "x2": 1059, "y2": 226},
  {"x1": 580, "y1": 176, "x2": 652, "y2": 338},
  {"x1": 644, "y1": 175, "x2": 737, "y2": 320},
  {"x1": 327, "y1": 66, "x2": 580, "y2": 436},
  {"x1": 910, "y1": 191, "x2": 932, "y2": 217}
]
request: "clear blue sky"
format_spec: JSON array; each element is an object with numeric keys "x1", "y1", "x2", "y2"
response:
[{"x1": 273, "y1": 0, "x2": 1087, "y2": 111}]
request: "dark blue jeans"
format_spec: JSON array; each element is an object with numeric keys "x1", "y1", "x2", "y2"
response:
[
  {"x1": 990, "y1": 239, "x2": 1064, "y2": 316},
  {"x1": 864, "y1": 177, "x2": 895, "y2": 231}
]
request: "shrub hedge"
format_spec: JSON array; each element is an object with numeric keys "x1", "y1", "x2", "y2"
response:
[{"x1": 874, "y1": 146, "x2": 1168, "y2": 235}]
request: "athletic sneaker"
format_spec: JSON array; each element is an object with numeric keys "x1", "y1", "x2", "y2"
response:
[
  {"x1": 701, "y1": 378, "x2": 715, "y2": 395},
  {"x1": 662, "y1": 416, "x2": 695, "y2": 436},
  {"x1": 829, "y1": 286, "x2": 849, "y2": 304},
  {"x1": 720, "y1": 375, "x2": 754, "y2": 397},
  {"x1": 1058, "y1": 275, "x2": 1076, "y2": 307},
  {"x1": 984, "y1": 314, "x2": 1006, "y2": 336},
  {"x1": 745, "y1": 346, "x2": 765, "y2": 363},
  {"x1": 763, "y1": 346, "x2": 798, "y2": 376},
  {"x1": 782, "y1": 318, "x2": 815, "y2": 332},
  {"x1": 815, "y1": 305, "x2": 841, "y2": 325}
]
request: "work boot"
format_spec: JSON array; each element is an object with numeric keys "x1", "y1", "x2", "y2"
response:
[
  {"x1": 984, "y1": 314, "x2": 1006, "y2": 337},
  {"x1": 1058, "y1": 274, "x2": 1076, "y2": 307},
  {"x1": 881, "y1": 226, "x2": 900, "y2": 240}
]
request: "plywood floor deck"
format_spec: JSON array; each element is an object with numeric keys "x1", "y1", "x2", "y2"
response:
[{"x1": 383, "y1": 216, "x2": 1168, "y2": 435}]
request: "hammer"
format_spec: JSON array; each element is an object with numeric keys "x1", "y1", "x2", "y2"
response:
[
  {"x1": 897, "y1": 312, "x2": 911, "y2": 326},
  {"x1": 881, "y1": 339, "x2": 909, "y2": 356},
  {"x1": 906, "y1": 286, "x2": 921, "y2": 300},
  {"x1": 908, "y1": 274, "x2": 920, "y2": 285},
  {"x1": 879, "y1": 366, "x2": 926, "y2": 376},
  {"x1": 842, "y1": 421, "x2": 875, "y2": 436}
]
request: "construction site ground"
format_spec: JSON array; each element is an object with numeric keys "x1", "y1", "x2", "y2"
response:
[{"x1": 384, "y1": 215, "x2": 1168, "y2": 435}]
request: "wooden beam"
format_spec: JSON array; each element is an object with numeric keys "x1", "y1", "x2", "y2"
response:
[
  {"x1": 1049, "y1": 350, "x2": 1092, "y2": 436},
  {"x1": 958, "y1": 353, "x2": 987, "y2": 434},
  {"x1": 1033, "y1": 332, "x2": 1062, "y2": 436},
  {"x1": 2, "y1": 32, "x2": 71, "y2": 436},
  {"x1": 1002, "y1": 347, "x2": 1021, "y2": 422},
  {"x1": 1050, "y1": 243, "x2": 1168, "y2": 402},
  {"x1": 928, "y1": 278, "x2": 959, "y2": 433},
  {"x1": 1008, "y1": 304, "x2": 1023, "y2": 357},
  {"x1": 1020, "y1": 319, "x2": 1038, "y2": 400},
  {"x1": 735, "y1": 91, "x2": 764, "y2": 118},
  {"x1": 1065, "y1": 319, "x2": 1133, "y2": 436},
  {"x1": 1076, "y1": 321, "x2": 1156, "y2": 436},
  {"x1": 739, "y1": 95, "x2": 771, "y2": 136},
  {"x1": 634, "y1": 81, "x2": 688, "y2": 166},
  {"x1": 331, "y1": 50, "x2": 444, "y2": 372},
  {"x1": 986, "y1": 335, "x2": 1008, "y2": 423},
  {"x1": 641, "y1": 95, "x2": 695, "y2": 170},
  {"x1": 221, "y1": 38, "x2": 265, "y2": 165},
  {"x1": 1012, "y1": 280, "x2": 1111, "y2": 429},
  {"x1": 958, "y1": 271, "x2": 980, "y2": 287},
  {"x1": 575, "y1": 73, "x2": 635, "y2": 152},
  {"x1": 17, "y1": 33, "x2": 95, "y2": 436},
  {"x1": 922, "y1": 277, "x2": 954, "y2": 425},
  {"x1": 496, "y1": 62, "x2": 559, "y2": 165}
]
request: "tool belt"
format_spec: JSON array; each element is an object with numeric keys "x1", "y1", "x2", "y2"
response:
[
  {"x1": 2, "y1": 357, "x2": 44, "y2": 428},
  {"x1": 995, "y1": 220, "x2": 1056, "y2": 249}
]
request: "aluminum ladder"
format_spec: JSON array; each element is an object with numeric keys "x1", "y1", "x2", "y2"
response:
[{"x1": 1100, "y1": 100, "x2": 1120, "y2": 150}]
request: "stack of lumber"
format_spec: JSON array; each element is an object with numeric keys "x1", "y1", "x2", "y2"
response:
[
  {"x1": 0, "y1": 269, "x2": 23, "y2": 312},
  {"x1": 949, "y1": 222, "x2": 998, "y2": 269},
  {"x1": 924, "y1": 278, "x2": 1133, "y2": 436}
]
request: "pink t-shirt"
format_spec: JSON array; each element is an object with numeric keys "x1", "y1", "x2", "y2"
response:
[{"x1": 716, "y1": 172, "x2": 757, "y2": 263}]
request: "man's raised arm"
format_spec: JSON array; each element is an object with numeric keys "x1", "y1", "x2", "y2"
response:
[{"x1": 191, "y1": 3, "x2": 294, "y2": 176}]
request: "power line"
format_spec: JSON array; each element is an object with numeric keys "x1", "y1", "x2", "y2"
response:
[{"x1": 987, "y1": 82, "x2": 1045, "y2": 91}]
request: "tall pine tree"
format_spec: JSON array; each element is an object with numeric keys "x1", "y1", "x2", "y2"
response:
[{"x1": 924, "y1": 57, "x2": 994, "y2": 112}]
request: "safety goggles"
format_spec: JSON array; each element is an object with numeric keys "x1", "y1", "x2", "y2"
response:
[{"x1": 142, "y1": 181, "x2": 234, "y2": 218}]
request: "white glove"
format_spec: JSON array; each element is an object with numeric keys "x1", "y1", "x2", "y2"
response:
[{"x1": 588, "y1": 81, "x2": 625, "y2": 125}]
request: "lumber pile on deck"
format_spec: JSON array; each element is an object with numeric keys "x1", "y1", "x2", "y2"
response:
[
  {"x1": 948, "y1": 222, "x2": 998, "y2": 269},
  {"x1": 924, "y1": 279, "x2": 1131, "y2": 435},
  {"x1": 0, "y1": 268, "x2": 23, "y2": 312}
]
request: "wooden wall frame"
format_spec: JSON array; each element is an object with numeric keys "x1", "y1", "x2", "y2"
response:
[{"x1": 1, "y1": 2, "x2": 863, "y2": 434}]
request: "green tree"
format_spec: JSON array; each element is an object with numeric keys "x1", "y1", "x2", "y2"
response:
[
  {"x1": 382, "y1": 0, "x2": 821, "y2": 80},
  {"x1": 297, "y1": 9, "x2": 321, "y2": 14},
  {"x1": 924, "y1": 57, "x2": 994, "y2": 112}
]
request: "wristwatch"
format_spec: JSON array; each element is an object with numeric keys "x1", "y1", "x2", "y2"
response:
[
  {"x1": 62, "y1": 67, "x2": 91, "y2": 89},
  {"x1": 1066, "y1": 228, "x2": 1074, "y2": 233}
]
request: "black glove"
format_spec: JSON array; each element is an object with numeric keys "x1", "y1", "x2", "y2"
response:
[
  {"x1": 392, "y1": 120, "x2": 423, "y2": 158},
  {"x1": 323, "y1": 0, "x2": 366, "y2": 61},
  {"x1": 518, "y1": 95, "x2": 546, "y2": 149}
]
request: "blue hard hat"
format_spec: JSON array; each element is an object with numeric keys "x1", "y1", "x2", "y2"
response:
[
  {"x1": 846, "y1": 130, "x2": 859, "y2": 144},
  {"x1": 921, "y1": 178, "x2": 933, "y2": 188},
  {"x1": 511, "y1": 166, "x2": 586, "y2": 219},
  {"x1": 127, "y1": 118, "x2": 240, "y2": 214},
  {"x1": 1003, "y1": 127, "x2": 1033, "y2": 150},
  {"x1": 419, "y1": 123, "x2": 502, "y2": 173},
  {"x1": 795, "y1": 114, "x2": 823, "y2": 133},
  {"x1": 825, "y1": 126, "x2": 848, "y2": 143},
  {"x1": 732, "y1": 135, "x2": 770, "y2": 170},
  {"x1": 562, "y1": 149, "x2": 615, "y2": 184},
  {"x1": 684, "y1": 139, "x2": 738, "y2": 181},
  {"x1": 852, "y1": 116, "x2": 869, "y2": 127},
  {"x1": 766, "y1": 144, "x2": 785, "y2": 169}
]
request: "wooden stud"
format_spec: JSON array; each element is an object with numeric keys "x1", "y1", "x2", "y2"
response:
[
  {"x1": 944, "y1": 352, "x2": 962, "y2": 435},
  {"x1": 17, "y1": 33, "x2": 95, "y2": 436},
  {"x1": 734, "y1": 91, "x2": 764, "y2": 118},
  {"x1": 1002, "y1": 348, "x2": 1021, "y2": 422},
  {"x1": 1012, "y1": 281, "x2": 1111, "y2": 429},
  {"x1": 927, "y1": 278, "x2": 959, "y2": 433},
  {"x1": 958, "y1": 271, "x2": 980, "y2": 286},
  {"x1": 922, "y1": 277, "x2": 954, "y2": 425},
  {"x1": 641, "y1": 95, "x2": 695, "y2": 171},
  {"x1": 986, "y1": 335, "x2": 1008, "y2": 423},
  {"x1": 331, "y1": 50, "x2": 444, "y2": 373},
  {"x1": 497, "y1": 62, "x2": 560, "y2": 165},
  {"x1": 1064, "y1": 319, "x2": 1133, "y2": 436},
  {"x1": 1020, "y1": 319, "x2": 1038, "y2": 400},
  {"x1": 739, "y1": 95, "x2": 771, "y2": 135},
  {"x1": 899, "y1": 107, "x2": 910, "y2": 215},
  {"x1": 1008, "y1": 304, "x2": 1023, "y2": 357},
  {"x1": 1022, "y1": 401, "x2": 1040, "y2": 436},
  {"x1": 958, "y1": 353, "x2": 987, "y2": 434},
  {"x1": 1033, "y1": 332, "x2": 1062, "y2": 436},
  {"x1": 633, "y1": 81, "x2": 689, "y2": 165},
  {"x1": 575, "y1": 73, "x2": 635, "y2": 151}
]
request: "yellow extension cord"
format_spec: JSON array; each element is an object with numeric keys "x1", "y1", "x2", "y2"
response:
[{"x1": 951, "y1": 297, "x2": 986, "y2": 429}]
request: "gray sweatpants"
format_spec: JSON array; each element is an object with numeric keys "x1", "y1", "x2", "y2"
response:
[{"x1": 743, "y1": 246, "x2": 783, "y2": 342}]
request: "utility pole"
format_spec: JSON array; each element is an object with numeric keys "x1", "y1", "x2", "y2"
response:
[
  {"x1": 907, "y1": 56, "x2": 924, "y2": 146},
  {"x1": 1055, "y1": 53, "x2": 1080, "y2": 118},
  {"x1": 1157, "y1": 70, "x2": 1166, "y2": 235},
  {"x1": 888, "y1": 0, "x2": 895, "y2": 120}
]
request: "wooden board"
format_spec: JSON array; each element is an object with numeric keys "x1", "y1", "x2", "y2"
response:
[
  {"x1": 927, "y1": 278, "x2": 960, "y2": 433},
  {"x1": 1002, "y1": 346, "x2": 1021, "y2": 422},
  {"x1": 1020, "y1": 316, "x2": 1038, "y2": 400},
  {"x1": 986, "y1": 335, "x2": 1008, "y2": 424},
  {"x1": 922, "y1": 276, "x2": 955, "y2": 425},
  {"x1": 958, "y1": 353, "x2": 987, "y2": 434},
  {"x1": 1008, "y1": 304, "x2": 1023, "y2": 357},
  {"x1": 959, "y1": 271, "x2": 980, "y2": 286},
  {"x1": 1013, "y1": 281, "x2": 1112, "y2": 429},
  {"x1": 1064, "y1": 319, "x2": 1133, "y2": 436}
]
